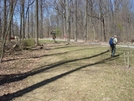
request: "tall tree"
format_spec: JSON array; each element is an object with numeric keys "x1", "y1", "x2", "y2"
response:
[
  {"x1": 0, "y1": 0, "x2": 17, "y2": 63},
  {"x1": 21, "y1": 0, "x2": 25, "y2": 40},
  {"x1": 39, "y1": 0, "x2": 44, "y2": 38},
  {"x1": 2, "y1": 0, "x2": 7, "y2": 40},
  {"x1": 19, "y1": 0, "x2": 25, "y2": 41},
  {"x1": 35, "y1": 0, "x2": 39, "y2": 45},
  {"x1": 74, "y1": 0, "x2": 78, "y2": 42},
  {"x1": 84, "y1": 0, "x2": 88, "y2": 42},
  {"x1": 8, "y1": 0, "x2": 14, "y2": 42},
  {"x1": 65, "y1": 0, "x2": 70, "y2": 43}
]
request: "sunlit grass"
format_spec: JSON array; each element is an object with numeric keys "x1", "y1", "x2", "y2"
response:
[
  {"x1": 41, "y1": 43, "x2": 134, "y2": 101},
  {"x1": 6, "y1": 41, "x2": 134, "y2": 101}
]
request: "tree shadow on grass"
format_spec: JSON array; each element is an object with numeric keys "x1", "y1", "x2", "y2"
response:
[
  {"x1": 48, "y1": 44, "x2": 78, "y2": 50},
  {"x1": 0, "y1": 52, "x2": 120, "y2": 101},
  {"x1": 2, "y1": 47, "x2": 93, "y2": 62},
  {"x1": 0, "y1": 50, "x2": 110, "y2": 86},
  {"x1": 30, "y1": 47, "x2": 93, "y2": 59},
  {"x1": 1, "y1": 44, "x2": 76, "y2": 62},
  {"x1": 0, "y1": 50, "x2": 114, "y2": 87}
]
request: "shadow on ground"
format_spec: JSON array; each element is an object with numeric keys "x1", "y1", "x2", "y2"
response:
[
  {"x1": 0, "y1": 50, "x2": 121, "y2": 101},
  {"x1": 2, "y1": 46, "x2": 92, "y2": 62},
  {"x1": 0, "y1": 50, "x2": 110, "y2": 86}
]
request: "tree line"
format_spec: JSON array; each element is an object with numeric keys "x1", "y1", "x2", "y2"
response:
[{"x1": 0, "y1": 0, "x2": 134, "y2": 43}]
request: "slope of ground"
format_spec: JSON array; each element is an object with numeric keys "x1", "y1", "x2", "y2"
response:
[{"x1": 0, "y1": 42, "x2": 134, "y2": 101}]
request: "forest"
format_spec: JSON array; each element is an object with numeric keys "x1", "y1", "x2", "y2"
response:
[
  {"x1": 0, "y1": 0, "x2": 134, "y2": 101},
  {"x1": 0, "y1": 0, "x2": 134, "y2": 42}
]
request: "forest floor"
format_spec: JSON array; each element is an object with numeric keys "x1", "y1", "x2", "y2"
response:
[{"x1": 0, "y1": 41, "x2": 134, "y2": 101}]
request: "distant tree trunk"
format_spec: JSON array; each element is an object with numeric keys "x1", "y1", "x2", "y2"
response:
[
  {"x1": 99, "y1": 0, "x2": 106, "y2": 41},
  {"x1": 84, "y1": 0, "x2": 88, "y2": 42},
  {"x1": 63, "y1": 11, "x2": 66, "y2": 38},
  {"x1": 2, "y1": 0, "x2": 7, "y2": 40},
  {"x1": 74, "y1": 0, "x2": 78, "y2": 42},
  {"x1": 27, "y1": 5, "x2": 30, "y2": 38},
  {"x1": 89, "y1": 0, "x2": 96, "y2": 41},
  {"x1": 31, "y1": 4, "x2": 34, "y2": 38},
  {"x1": 35, "y1": 0, "x2": 39, "y2": 45},
  {"x1": 65, "y1": 0, "x2": 70, "y2": 43},
  {"x1": 61, "y1": 10, "x2": 64, "y2": 38},
  {"x1": 102, "y1": 18, "x2": 106, "y2": 41},
  {"x1": 21, "y1": 0, "x2": 25, "y2": 40},
  {"x1": 40, "y1": 0, "x2": 43, "y2": 38},
  {"x1": 20, "y1": 5, "x2": 22, "y2": 41},
  {"x1": 19, "y1": 0, "x2": 25, "y2": 41},
  {"x1": 8, "y1": 0, "x2": 14, "y2": 42}
]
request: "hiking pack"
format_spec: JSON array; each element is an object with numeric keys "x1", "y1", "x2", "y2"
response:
[{"x1": 109, "y1": 37, "x2": 114, "y2": 45}]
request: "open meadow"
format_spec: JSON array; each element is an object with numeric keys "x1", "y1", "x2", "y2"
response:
[{"x1": 0, "y1": 40, "x2": 134, "y2": 101}]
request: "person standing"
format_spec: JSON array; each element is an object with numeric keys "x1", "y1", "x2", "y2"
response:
[
  {"x1": 51, "y1": 30, "x2": 56, "y2": 43},
  {"x1": 109, "y1": 35, "x2": 118, "y2": 57}
]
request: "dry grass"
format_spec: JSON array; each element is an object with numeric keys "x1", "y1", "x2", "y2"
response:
[{"x1": 0, "y1": 42, "x2": 134, "y2": 101}]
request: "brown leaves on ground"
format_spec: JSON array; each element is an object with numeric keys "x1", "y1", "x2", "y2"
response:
[{"x1": 0, "y1": 45, "x2": 47, "y2": 97}]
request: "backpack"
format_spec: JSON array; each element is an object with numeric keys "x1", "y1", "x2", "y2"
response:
[{"x1": 109, "y1": 38, "x2": 114, "y2": 45}]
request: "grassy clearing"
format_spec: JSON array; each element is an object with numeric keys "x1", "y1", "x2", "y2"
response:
[
  {"x1": 38, "y1": 43, "x2": 134, "y2": 101},
  {"x1": 3, "y1": 42, "x2": 134, "y2": 101},
  {"x1": 37, "y1": 43, "x2": 134, "y2": 101}
]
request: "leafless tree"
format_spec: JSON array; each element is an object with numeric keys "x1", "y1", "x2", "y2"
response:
[
  {"x1": 35, "y1": 0, "x2": 39, "y2": 45},
  {"x1": 65, "y1": 0, "x2": 70, "y2": 43},
  {"x1": 0, "y1": 0, "x2": 17, "y2": 63}
]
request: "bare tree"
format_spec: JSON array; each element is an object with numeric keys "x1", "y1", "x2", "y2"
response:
[
  {"x1": 84, "y1": 0, "x2": 88, "y2": 42},
  {"x1": 20, "y1": 0, "x2": 25, "y2": 40},
  {"x1": 74, "y1": 0, "x2": 78, "y2": 42},
  {"x1": 8, "y1": 0, "x2": 14, "y2": 42},
  {"x1": 35, "y1": 0, "x2": 39, "y2": 45},
  {"x1": 0, "y1": 0, "x2": 17, "y2": 63},
  {"x1": 2, "y1": 0, "x2": 7, "y2": 40},
  {"x1": 39, "y1": 0, "x2": 44, "y2": 38},
  {"x1": 65, "y1": 0, "x2": 70, "y2": 43}
]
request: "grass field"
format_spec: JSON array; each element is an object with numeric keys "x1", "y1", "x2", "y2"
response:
[{"x1": 0, "y1": 41, "x2": 134, "y2": 101}]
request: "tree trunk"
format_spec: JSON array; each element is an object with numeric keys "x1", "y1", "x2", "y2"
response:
[
  {"x1": 74, "y1": 0, "x2": 78, "y2": 42},
  {"x1": 8, "y1": 0, "x2": 13, "y2": 42},
  {"x1": 20, "y1": 5, "x2": 22, "y2": 41},
  {"x1": 2, "y1": 0, "x2": 7, "y2": 40},
  {"x1": 84, "y1": 0, "x2": 88, "y2": 42},
  {"x1": 65, "y1": 0, "x2": 70, "y2": 43},
  {"x1": 22, "y1": 0, "x2": 25, "y2": 40},
  {"x1": 35, "y1": 0, "x2": 39, "y2": 45},
  {"x1": 27, "y1": 4, "x2": 30, "y2": 38},
  {"x1": 61, "y1": 10, "x2": 64, "y2": 38},
  {"x1": 40, "y1": 0, "x2": 43, "y2": 38},
  {"x1": 63, "y1": 12, "x2": 66, "y2": 39},
  {"x1": 0, "y1": 0, "x2": 7, "y2": 62},
  {"x1": 0, "y1": 0, "x2": 17, "y2": 63},
  {"x1": 102, "y1": 18, "x2": 106, "y2": 41}
]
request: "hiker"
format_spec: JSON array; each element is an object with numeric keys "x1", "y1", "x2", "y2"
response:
[
  {"x1": 109, "y1": 35, "x2": 118, "y2": 57},
  {"x1": 51, "y1": 30, "x2": 56, "y2": 43}
]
